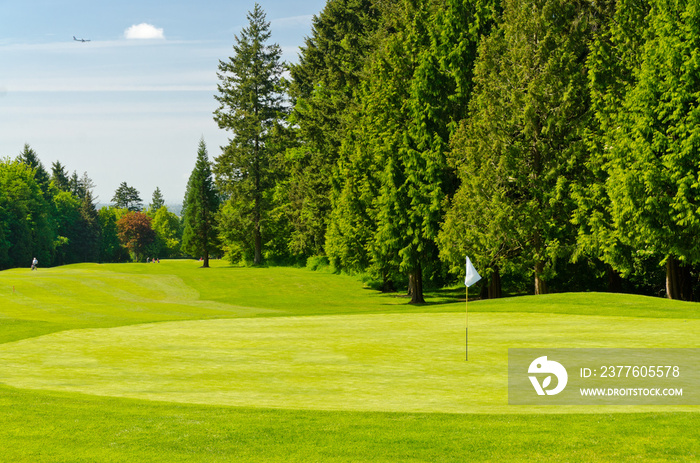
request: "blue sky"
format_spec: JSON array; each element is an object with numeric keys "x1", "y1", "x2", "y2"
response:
[{"x1": 0, "y1": 0, "x2": 326, "y2": 203}]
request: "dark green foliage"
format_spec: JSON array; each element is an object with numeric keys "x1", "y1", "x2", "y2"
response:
[
  {"x1": 98, "y1": 207, "x2": 129, "y2": 263},
  {"x1": 75, "y1": 191, "x2": 101, "y2": 262},
  {"x1": 51, "y1": 190, "x2": 81, "y2": 266},
  {"x1": 182, "y1": 139, "x2": 220, "y2": 267},
  {"x1": 0, "y1": 159, "x2": 53, "y2": 269},
  {"x1": 17, "y1": 144, "x2": 51, "y2": 197},
  {"x1": 572, "y1": 0, "x2": 651, "y2": 289},
  {"x1": 328, "y1": 0, "x2": 498, "y2": 302},
  {"x1": 594, "y1": 0, "x2": 700, "y2": 300},
  {"x1": 441, "y1": 0, "x2": 595, "y2": 295},
  {"x1": 51, "y1": 161, "x2": 71, "y2": 192},
  {"x1": 111, "y1": 181, "x2": 143, "y2": 212},
  {"x1": 282, "y1": 0, "x2": 381, "y2": 258},
  {"x1": 149, "y1": 187, "x2": 166, "y2": 213},
  {"x1": 214, "y1": 3, "x2": 287, "y2": 265}
]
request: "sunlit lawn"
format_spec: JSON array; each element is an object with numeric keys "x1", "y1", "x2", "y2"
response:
[{"x1": 0, "y1": 260, "x2": 697, "y2": 461}]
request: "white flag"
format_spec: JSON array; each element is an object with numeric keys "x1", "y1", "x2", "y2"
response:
[{"x1": 465, "y1": 256, "x2": 481, "y2": 287}]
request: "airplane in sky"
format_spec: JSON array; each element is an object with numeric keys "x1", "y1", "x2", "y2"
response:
[{"x1": 73, "y1": 36, "x2": 90, "y2": 42}]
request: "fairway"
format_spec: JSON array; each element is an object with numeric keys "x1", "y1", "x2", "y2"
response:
[{"x1": 0, "y1": 261, "x2": 698, "y2": 461}]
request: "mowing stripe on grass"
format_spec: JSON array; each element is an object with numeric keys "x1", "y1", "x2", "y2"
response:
[
  {"x1": 0, "y1": 312, "x2": 696, "y2": 414},
  {"x1": 0, "y1": 384, "x2": 697, "y2": 462}
]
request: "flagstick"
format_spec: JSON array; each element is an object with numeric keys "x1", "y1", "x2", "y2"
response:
[
  {"x1": 463, "y1": 256, "x2": 480, "y2": 362},
  {"x1": 465, "y1": 285, "x2": 468, "y2": 361}
]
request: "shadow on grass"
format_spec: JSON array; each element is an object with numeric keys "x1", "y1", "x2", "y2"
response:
[{"x1": 369, "y1": 285, "x2": 469, "y2": 307}]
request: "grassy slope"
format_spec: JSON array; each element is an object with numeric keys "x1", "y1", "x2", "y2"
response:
[{"x1": 0, "y1": 260, "x2": 698, "y2": 461}]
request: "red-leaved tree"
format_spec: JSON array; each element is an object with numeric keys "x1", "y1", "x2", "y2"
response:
[{"x1": 117, "y1": 211, "x2": 155, "y2": 262}]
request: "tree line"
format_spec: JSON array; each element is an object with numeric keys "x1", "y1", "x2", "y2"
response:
[
  {"x1": 7, "y1": 0, "x2": 700, "y2": 303},
  {"x1": 0, "y1": 144, "x2": 187, "y2": 268},
  {"x1": 205, "y1": 0, "x2": 700, "y2": 302}
]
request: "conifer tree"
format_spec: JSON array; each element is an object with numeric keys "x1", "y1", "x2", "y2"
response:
[
  {"x1": 214, "y1": 3, "x2": 286, "y2": 265},
  {"x1": 75, "y1": 190, "x2": 101, "y2": 262},
  {"x1": 284, "y1": 0, "x2": 380, "y2": 257},
  {"x1": 149, "y1": 187, "x2": 166, "y2": 213},
  {"x1": 182, "y1": 139, "x2": 220, "y2": 268},
  {"x1": 441, "y1": 0, "x2": 595, "y2": 295},
  {"x1": 603, "y1": 0, "x2": 700, "y2": 299},
  {"x1": 17, "y1": 144, "x2": 50, "y2": 196},
  {"x1": 51, "y1": 161, "x2": 71, "y2": 192},
  {"x1": 111, "y1": 182, "x2": 142, "y2": 212},
  {"x1": 329, "y1": 0, "x2": 497, "y2": 302},
  {"x1": 572, "y1": 0, "x2": 650, "y2": 291}
]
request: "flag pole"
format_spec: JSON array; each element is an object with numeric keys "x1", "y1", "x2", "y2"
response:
[{"x1": 464, "y1": 256, "x2": 481, "y2": 362}]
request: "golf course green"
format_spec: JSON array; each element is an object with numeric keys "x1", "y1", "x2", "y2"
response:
[{"x1": 0, "y1": 260, "x2": 697, "y2": 461}]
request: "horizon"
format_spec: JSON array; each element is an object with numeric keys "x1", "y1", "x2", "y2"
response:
[{"x1": 0, "y1": 0, "x2": 326, "y2": 203}]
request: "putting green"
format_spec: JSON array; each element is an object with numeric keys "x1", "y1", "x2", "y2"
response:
[{"x1": 0, "y1": 312, "x2": 697, "y2": 413}]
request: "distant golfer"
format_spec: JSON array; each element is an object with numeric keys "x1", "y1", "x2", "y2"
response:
[{"x1": 31, "y1": 257, "x2": 38, "y2": 271}]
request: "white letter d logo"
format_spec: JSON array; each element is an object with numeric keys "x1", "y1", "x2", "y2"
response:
[{"x1": 528, "y1": 356, "x2": 568, "y2": 396}]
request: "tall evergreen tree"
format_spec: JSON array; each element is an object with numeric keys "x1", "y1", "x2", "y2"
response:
[
  {"x1": 602, "y1": 0, "x2": 700, "y2": 300},
  {"x1": 51, "y1": 161, "x2": 71, "y2": 192},
  {"x1": 572, "y1": 0, "x2": 650, "y2": 292},
  {"x1": 75, "y1": 190, "x2": 101, "y2": 262},
  {"x1": 283, "y1": 0, "x2": 381, "y2": 257},
  {"x1": 214, "y1": 3, "x2": 287, "y2": 265},
  {"x1": 149, "y1": 187, "x2": 166, "y2": 213},
  {"x1": 17, "y1": 144, "x2": 50, "y2": 197},
  {"x1": 441, "y1": 0, "x2": 595, "y2": 295},
  {"x1": 328, "y1": 0, "x2": 497, "y2": 302},
  {"x1": 182, "y1": 139, "x2": 220, "y2": 268},
  {"x1": 69, "y1": 171, "x2": 80, "y2": 197},
  {"x1": 111, "y1": 181, "x2": 143, "y2": 211},
  {"x1": 98, "y1": 207, "x2": 129, "y2": 263}
]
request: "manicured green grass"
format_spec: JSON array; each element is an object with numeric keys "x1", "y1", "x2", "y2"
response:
[
  {"x1": 0, "y1": 385, "x2": 697, "y2": 462},
  {"x1": 0, "y1": 260, "x2": 698, "y2": 461},
  {"x1": 1, "y1": 313, "x2": 696, "y2": 413}
]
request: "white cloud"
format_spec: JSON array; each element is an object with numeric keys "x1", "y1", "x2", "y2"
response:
[
  {"x1": 124, "y1": 23, "x2": 165, "y2": 40},
  {"x1": 271, "y1": 15, "x2": 314, "y2": 28}
]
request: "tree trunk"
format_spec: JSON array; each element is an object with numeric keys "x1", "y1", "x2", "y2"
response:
[
  {"x1": 382, "y1": 271, "x2": 395, "y2": 293},
  {"x1": 254, "y1": 218, "x2": 262, "y2": 266},
  {"x1": 201, "y1": 221, "x2": 210, "y2": 268},
  {"x1": 409, "y1": 265, "x2": 425, "y2": 304},
  {"x1": 533, "y1": 231, "x2": 547, "y2": 295},
  {"x1": 253, "y1": 187, "x2": 262, "y2": 265},
  {"x1": 479, "y1": 267, "x2": 502, "y2": 299},
  {"x1": 607, "y1": 266, "x2": 621, "y2": 293},
  {"x1": 488, "y1": 266, "x2": 502, "y2": 299},
  {"x1": 479, "y1": 281, "x2": 488, "y2": 299},
  {"x1": 202, "y1": 229, "x2": 210, "y2": 268},
  {"x1": 666, "y1": 256, "x2": 692, "y2": 301},
  {"x1": 534, "y1": 261, "x2": 548, "y2": 295},
  {"x1": 253, "y1": 135, "x2": 262, "y2": 266}
]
